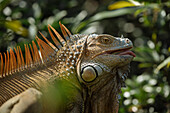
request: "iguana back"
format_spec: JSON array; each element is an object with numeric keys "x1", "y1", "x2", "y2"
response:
[{"x1": 0, "y1": 23, "x2": 84, "y2": 106}]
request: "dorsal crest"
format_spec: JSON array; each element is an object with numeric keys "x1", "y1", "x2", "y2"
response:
[{"x1": 0, "y1": 22, "x2": 72, "y2": 78}]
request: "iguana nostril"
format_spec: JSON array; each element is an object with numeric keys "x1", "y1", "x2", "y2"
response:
[{"x1": 126, "y1": 39, "x2": 130, "y2": 44}]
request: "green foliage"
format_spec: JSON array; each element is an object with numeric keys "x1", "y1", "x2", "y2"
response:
[{"x1": 0, "y1": 0, "x2": 169, "y2": 112}]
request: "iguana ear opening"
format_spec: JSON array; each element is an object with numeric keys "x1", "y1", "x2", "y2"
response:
[{"x1": 77, "y1": 63, "x2": 103, "y2": 83}]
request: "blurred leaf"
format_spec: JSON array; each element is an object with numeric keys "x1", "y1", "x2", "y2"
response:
[
  {"x1": 133, "y1": 47, "x2": 155, "y2": 62},
  {"x1": 154, "y1": 56, "x2": 170, "y2": 74},
  {"x1": 138, "y1": 63, "x2": 153, "y2": 68},
  {"x1": 108, "y1": 1, "x2": 137, "y2": 10},
  {"x1": 4, "y1": 20, "x2": 28, "y2": 37},
  {"x1": 73, "y1": 7, "x2": 139, "y2": 32},
  {"x1": 0, "y1": 0, "x2": 11, "y2": 13},
  {"x1": 133, "y1": 0, "x2": 163, "y2": 4},
  {"x1": 152, "y1": 32, "x2": 157, "y2": 42},
  {"x1": 134, "y1": 8, "x2": 145, "y2": 17}
]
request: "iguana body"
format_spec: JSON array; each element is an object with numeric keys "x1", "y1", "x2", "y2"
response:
[{"x1": 0, "y1": 23, "x2": 135, "y2": 113}]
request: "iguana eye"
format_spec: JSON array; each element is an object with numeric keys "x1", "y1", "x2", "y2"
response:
[{"x1": 100, "y1": 37, "x2": 112, "y2": 44}]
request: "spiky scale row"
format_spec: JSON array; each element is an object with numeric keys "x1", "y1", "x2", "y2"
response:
[
  {"x1": 39, "y1": 31, "x2": 57, "y2": 51},
  {"x1": 48, "y1": 25, "x2": 62, "y2": 49},
  {"x1": 0, "y1": 23, "x2": 72, "y2": 78},
  {"x1": 59, "y1": 22, "x2": 70, "y2": 40}
]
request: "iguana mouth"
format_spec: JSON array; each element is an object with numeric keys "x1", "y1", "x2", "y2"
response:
[
  {"x1": 107, "y1": 48, "x2": 136, "y2": 57},
  {"x1": 94, "y1": 47, "x2": 136, "y2": 58},
  {"x1": 116, "y1": 50, "x2": 136, "y2": 57}
]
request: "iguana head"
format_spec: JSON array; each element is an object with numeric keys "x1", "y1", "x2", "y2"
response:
[
  {"x1": 76, "y1": 34, "x2": 135, "y2": 113},
  {"x1": 77, "y1": 34, "x2": 135, "y2": 83}
]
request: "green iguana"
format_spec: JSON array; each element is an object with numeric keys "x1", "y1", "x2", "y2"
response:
[{"x1": 0, "y1": 22, "x2": 136, "y2": 113}]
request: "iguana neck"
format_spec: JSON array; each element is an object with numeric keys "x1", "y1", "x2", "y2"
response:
[{"x1": 84, "y1": 70, "x2": 121, "y2": 113}]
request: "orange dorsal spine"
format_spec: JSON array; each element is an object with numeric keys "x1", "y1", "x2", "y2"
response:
[
  {"x1": 7, "y1": 51, "x2": 10, "y2": 75},
  {"x1": 0, "y1": 53, "x2": 3, "y2": 77},
  {"x1": 32, "y1": 41, "x2": 41, "y2": 64},
  {"x1": 0, "y1": 23, "x2": 72, "y2": 78},
  {"x1": 48, "y1": 24, "x2": 65, "y2": 47},
  {"x1": 3, "y1": 53, "x2": 7, "y2": 76},
  {"x1": 59, "y1": 22, "x2": 70, "y2": 40}
]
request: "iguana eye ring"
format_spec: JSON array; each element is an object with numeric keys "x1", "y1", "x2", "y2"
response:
[{"x1": 100, "y1": 37, "x2": 111, "y2": 44}]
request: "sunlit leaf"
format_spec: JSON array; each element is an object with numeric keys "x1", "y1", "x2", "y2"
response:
[
  {"x1": 108, "y1": 1, "x2": 137, "y2": 10},
  {"x1": 134, "y1": 8, "x2": 145, "y2": 17},
  {"x1": 4, "y1": 20, "x2": 28, "y2": 37},
  {"x1": 154, "y1": 56, "x2": 170, "y2": 74}
]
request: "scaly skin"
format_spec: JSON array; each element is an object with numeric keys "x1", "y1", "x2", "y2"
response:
[{"x1": 0, "y1": 29, "x2": 135, "y2": 112}]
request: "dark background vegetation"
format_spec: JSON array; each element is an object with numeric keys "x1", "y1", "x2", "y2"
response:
[{"x1": 0, "y1": 0, "x2": 170, "y2": 112}]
